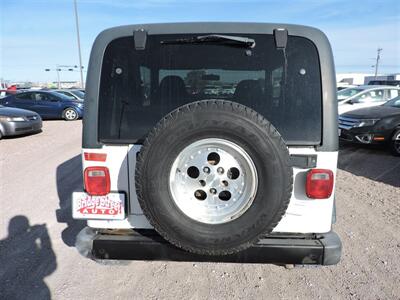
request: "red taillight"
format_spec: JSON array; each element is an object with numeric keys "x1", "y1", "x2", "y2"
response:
[
  {"x1": 84, "y1": 166, "x2": 110, "y2": 196},
  {"x1": 306, "y1": 169, "x2": 334, "y2": 199},
  {"x1": 84, "y1": 152, "x2": 107, "y2": 162}
]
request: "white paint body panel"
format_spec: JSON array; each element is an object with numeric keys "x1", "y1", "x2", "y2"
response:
[
  {"x1": 85, "y1": 146, "x2": 151, "y2": 229},
  {"x1": 83, "y1": 146, "x2": 338, "y2": 233},
  {"x1": 273, "y1": 148, "x2": 338, "y2": 233}
]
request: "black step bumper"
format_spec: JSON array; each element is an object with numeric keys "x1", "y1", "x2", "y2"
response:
[{"x1": 76, "y1": 227, "x2": 341, "y2": 265}]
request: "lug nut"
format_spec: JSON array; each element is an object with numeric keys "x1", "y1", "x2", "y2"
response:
[
  {"x1": 210, "y1": 188, "x2": 217, "y2": 194},
  {"x1": 217, "y1": 167, "x2": 224, "y2": 174},
  {"x1": 203, "y1": 166, "x2": 210, "y2": 174}
]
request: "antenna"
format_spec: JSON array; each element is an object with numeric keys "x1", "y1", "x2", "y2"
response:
[{"x1": 373, "y1": 48, "x2": 383, "y2": 79}]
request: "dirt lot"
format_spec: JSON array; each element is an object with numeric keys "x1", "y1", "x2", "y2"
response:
[{"x1": 1, "y1": 120, "x2": 399, "y2": 300}]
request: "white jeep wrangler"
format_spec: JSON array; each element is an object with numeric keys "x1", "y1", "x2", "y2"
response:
[{"x1": 73, "y1": 23, "x2": 341, "y2": 264}]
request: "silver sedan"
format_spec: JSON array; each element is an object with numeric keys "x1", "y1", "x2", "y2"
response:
[{"x1": 0, "y1": 106, "x2": 42, "y2": 139}]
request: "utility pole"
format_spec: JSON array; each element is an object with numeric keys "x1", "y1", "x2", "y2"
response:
[
  {"x1": 73, "y1": 0, "x2": 84, "y2": 88},
  {"x1": 374, "y1": 48, "x2": 383, "y2": 79},
  {"x1": 56, "y1": 67, "x2": 60, "y2": 88}
]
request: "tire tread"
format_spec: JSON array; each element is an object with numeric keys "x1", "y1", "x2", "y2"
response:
[{"x1": 136, "y1": 100, "x2": 293, "y2": 255}]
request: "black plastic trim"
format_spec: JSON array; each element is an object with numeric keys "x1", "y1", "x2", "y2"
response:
[
  {"x1": 318, "y1": 231, "x2": 342, "y2": 265},
  {"x1": 273, "y1": 28, "x2": 288, "y2": 49},
  {"x1": 87, "y1": 229, "x2": 341, "y2": 265},
  {"x1": 83, "y1": 22, "x2": 338, "y2": 151},
  {"x1": 134, "y1": 29, "x2": 147, "y2": 50},
  {"x1": 290, "y1": 154, "x2": 317, "y2": 168}
]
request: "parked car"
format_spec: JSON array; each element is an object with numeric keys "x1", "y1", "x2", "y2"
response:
[
  {"x1": 0, "y1": 90, "x2": 19, "y2": 99},
  {"x1": 338, "y1": 86, "x2": 400, "y2": 115},
  {"x1": 55, "y1": 89, "x2": 85, "y2": 101},
  {"x1": 0, "y1": 90, "x2": 84, "y2": 120},
  {"x1": 0, "y1": 105, "x2": 42, "y2": 139},
  {"x1": 339, "y1": 96, "x2": 400, "y2": 155},
  {"x1": 72, "y1": 23, "x2": 341, "y2": 265}
]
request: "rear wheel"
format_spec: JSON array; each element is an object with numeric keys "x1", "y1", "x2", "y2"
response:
[
  {"x1": 63, "y1": 108, "x2": 78, "y2": 121},
  {"x1": 390, "y1": 129, "x2": 400, "y2": 156},
  {"x1": 136, "y1": 100, "x2": 293, "y2": 255}
]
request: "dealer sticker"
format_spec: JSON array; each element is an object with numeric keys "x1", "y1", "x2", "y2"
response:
[{"x1": 72, "y1": 192, "x2": 125, "y2": 220}]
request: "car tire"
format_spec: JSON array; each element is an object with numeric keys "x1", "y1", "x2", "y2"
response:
[
  {"x1": 390, "y1": 128, "x2": 400, "y2": 156},
  {"x1": 63, "y1": 108, "x2": 78, "y2": 121},
  {"x1": 135, "y1": 100, "x2": 293, "y2": 255}
]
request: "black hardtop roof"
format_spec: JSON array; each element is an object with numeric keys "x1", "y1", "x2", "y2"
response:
[
  {"x1": 83, "y1": 22, "x2": 338, "y2": 151},
  {"x1": 96, "y1": 22, "x2": 327, "y2": 42}
]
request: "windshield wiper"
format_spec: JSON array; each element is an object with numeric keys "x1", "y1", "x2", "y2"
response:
[{"x1": 161, "y1": 34, "x2": 256, "y2": 48}]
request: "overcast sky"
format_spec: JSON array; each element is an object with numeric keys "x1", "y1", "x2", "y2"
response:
[{"x1": 1, "y1": 0, "x2": 399, "y2": 82}]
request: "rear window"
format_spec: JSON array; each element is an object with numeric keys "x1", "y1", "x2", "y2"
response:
[{"x1": 98, "y1": 34, "x2": 322, "y2": 145}]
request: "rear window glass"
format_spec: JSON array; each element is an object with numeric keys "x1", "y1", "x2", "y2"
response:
[{"x1": 98, "y1": 34, "x2": 322, "y2": 145}]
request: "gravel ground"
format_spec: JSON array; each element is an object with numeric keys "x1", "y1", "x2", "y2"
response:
[{"x1": 0, "y1": 120, "x2": 399, "y2": 300}]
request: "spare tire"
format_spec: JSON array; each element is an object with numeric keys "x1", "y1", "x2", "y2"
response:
[{"x1": 136, "y1": 100, "x2": 293, "y2": 255}]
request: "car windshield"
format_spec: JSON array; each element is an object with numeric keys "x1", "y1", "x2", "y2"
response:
[
  {"x1": 337, "y1": 87, "x2": 364, "y2": 100},
  {"x1": 384, "y1": 96, "x2": 400, "y2": 108},
  {"x1": 98, "y1": 33, "x2": 322, "y2": 145},
  {"x1": 70, "y1": 90, "x2": 85, "y2": 99}
]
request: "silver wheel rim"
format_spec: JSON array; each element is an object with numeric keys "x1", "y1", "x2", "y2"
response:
[
  {"x1": 65, "y1": 109, "x2": 76, "y2": 120},
  {"x1": 169, "y1": 138, "x2": 258, "y2": 224},
  {"x1": 395, "y1": 132, "x2": 400, "y2": 153}
]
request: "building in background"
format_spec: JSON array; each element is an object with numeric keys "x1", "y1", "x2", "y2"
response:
[
  {"x1": 336, "y1": 73, "x2": 372, "y2": 88},
  {"x1": 52, "y1": 81, "x2": 81, "y2": 89},
  {"x1": 364, "y1": 74, "x2": 400, "y2": 85},
  {"x1": 336, "y1": 73, "x2": 400, "y2": 88}
]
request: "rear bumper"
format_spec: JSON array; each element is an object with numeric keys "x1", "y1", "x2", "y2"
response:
[{"x1": 76, "y1": 227, "x2": 342, "y2": 265}]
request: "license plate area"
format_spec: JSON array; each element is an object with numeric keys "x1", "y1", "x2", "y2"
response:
[{"x1": 72, "y1": 192, "x2": 125, "y2": 220}]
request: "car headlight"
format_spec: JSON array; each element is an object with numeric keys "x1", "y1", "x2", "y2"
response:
[
  {"x1": 356, "y1": 119, "x2": 380, "y2": 127},
  {"x1": 76, "y1": 103, "x2": 84, "y2": 108},
  {"x1": 0, "y1": 116, "x2": 26, "y2": 122}
]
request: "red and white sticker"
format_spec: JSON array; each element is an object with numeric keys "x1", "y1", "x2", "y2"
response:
[{"x1": 72, "y1": 192, "x2": 125, "y2": 220}]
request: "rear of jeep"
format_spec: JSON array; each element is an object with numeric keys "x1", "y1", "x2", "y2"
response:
[{"x1": 73, "y1": 23, "x2": 341, "y2": 264}]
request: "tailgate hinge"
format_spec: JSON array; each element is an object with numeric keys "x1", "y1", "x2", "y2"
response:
[
  {"x1": 273, "y1": 28, "x2": 288, "y2": 49},
  {"x1": 134, "y1": 29, "x2": 147, "y2": 50}
]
